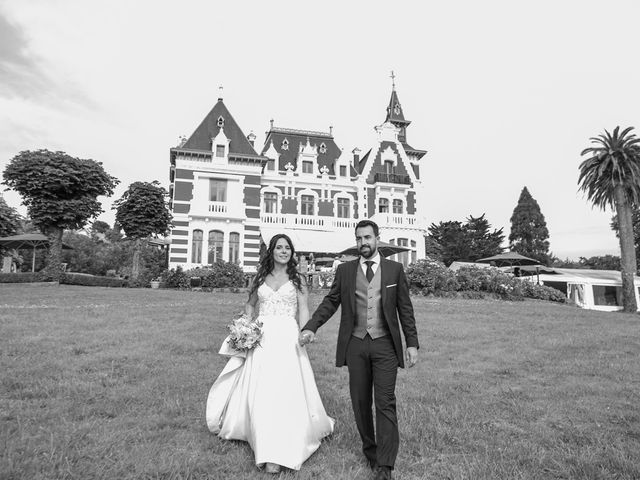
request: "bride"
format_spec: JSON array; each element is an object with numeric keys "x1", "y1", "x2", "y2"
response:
[{"x1": 206, "y1": 233, "x2": 335, "y2": 473}]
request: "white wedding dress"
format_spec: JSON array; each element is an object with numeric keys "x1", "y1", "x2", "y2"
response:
[{"x1": 206, "y1": 280, "x2": 335, "y2": 470}]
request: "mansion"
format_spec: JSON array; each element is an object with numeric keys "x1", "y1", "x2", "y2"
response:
[{"x1": 168, "y1": 85, "x2": 428, "y2": 273}]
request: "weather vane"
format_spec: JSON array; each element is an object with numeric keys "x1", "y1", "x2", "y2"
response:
[{"x1": 390, "y1": 70, "x2": 396, "y2": 89}]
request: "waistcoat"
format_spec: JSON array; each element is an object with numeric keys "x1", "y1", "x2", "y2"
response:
[{"x1": 352, "y1": 263, "x2": 389, "y2": 339}]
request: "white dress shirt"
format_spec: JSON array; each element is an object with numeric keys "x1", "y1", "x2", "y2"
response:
[{"x1": 359, "y1": 251, "x2": 381, "y2": 276}]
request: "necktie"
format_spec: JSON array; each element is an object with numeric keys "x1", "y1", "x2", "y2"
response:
[{"x1": 365, "y1": 261, "x2": 374, "y2": 283}]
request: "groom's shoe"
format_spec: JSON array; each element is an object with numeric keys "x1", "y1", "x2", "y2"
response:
[{"x1": 374, "y1": 466, "x2": 393, "y2": 480}]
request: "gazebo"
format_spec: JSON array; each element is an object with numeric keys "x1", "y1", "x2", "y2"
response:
[{"x1": 0, "y1": 233, "x2": 72, "y2": 272}]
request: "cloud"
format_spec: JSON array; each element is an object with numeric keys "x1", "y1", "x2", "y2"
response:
[{"x1": 0, "y1": 8, "x2": 48, "y2": 99}]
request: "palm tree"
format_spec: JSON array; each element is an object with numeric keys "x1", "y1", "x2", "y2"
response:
[{"x1": 579, "y1": 126, "x2": 640, "y2": 312}]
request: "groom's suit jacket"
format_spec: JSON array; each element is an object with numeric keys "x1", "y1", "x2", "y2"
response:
[{"x1": 303, "y1": 257, "x2": 419, "y2": 368}]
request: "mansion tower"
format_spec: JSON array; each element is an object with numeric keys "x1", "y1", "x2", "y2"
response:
[{"x1": 168, "y1": 85, "x2": 428, "y2": 272}]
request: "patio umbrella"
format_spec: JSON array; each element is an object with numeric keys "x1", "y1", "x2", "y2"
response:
[
  {"x1": 0, "y1": 233, "x2": 73, "y2": 272},
  {"x1": 476, "y1": 251, "x2": 541, "y2": 267},
  {"x1": 339, "y1": 241, "x2": 410, "y2": 258}
]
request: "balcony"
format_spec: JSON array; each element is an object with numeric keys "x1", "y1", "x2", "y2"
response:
[
  {"x1": 374, "y1": 172, "x2": 411, "y2": 185},
  {"x1": 371, "y1": 213, "x2": 418, "y2": 228},
  {"x1": 208, "y1": 201, "x2": 227, "y2": 214},
  {"x1": 261, "y1": 213, "x2": 358, "y2": 230}
]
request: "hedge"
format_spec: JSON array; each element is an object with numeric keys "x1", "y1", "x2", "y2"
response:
[
  {"x1": 0, "y1": 272, "x2": 50, "y2": 283},
  {"x1": 60, "y1": 273, "x2": 128, "y2": 288}
]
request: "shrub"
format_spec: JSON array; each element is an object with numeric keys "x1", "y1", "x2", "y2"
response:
[
  {"x1": 60, "y1": 273, "x2": 128, "y2": 287},
  {"x1": 0, "y1": 272, "x2": 50, "y2": 283},
  {"x1": 161, "y1": 262, "x2": 244, "y2": 290},
  {"x1": 406, "y1": 258, "x2": 458, "y2": 294},
  {"x1": 406, "y1": 261, "x2": 566, "y2": 303}
]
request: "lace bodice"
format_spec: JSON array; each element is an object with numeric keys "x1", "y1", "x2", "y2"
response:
[{"x1": 257, "y1": 280, "x2": 298, "y2": 318}]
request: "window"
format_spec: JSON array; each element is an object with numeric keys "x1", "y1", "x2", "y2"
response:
[
  {"x1": 192, "y1": 230, "x2": 203, "y2": 263},
  {"x1": 217, "y1": 116, "x2": 224, "y2": 127},
  {"x1": 215, "y1": 145, "x2": 225, "y2": 157},
  {"x1": 301, "y1": 195, "x2": 314, "y2": 215},
  {"x1": 393, "y1": 199, "x2": 403, "y2": 214},
  {"x1": 397, "y1": 238, "x2": 409, "y2": 267},
  {"x1": 592, "y1": 285, "x2": 622, "y2": 306},
  {"x1": 340, "y1": 165, "x2": 347, "y2": 177},
  {"x1": 229, "y1": 232, "x2": 240, "y2": 264},
  {"x1": 411, "y1": 240, "x2": 417, "y2": 264},
  {"x1": 384, "y1": 160, "x2": 395, "y2": 174},
  {"x1": 208, "y1": 230, "x2": 224, "y2": 264},
  {"x1": 266, "y1": 158, "x2": 275, "y2": 171},
  {"x1": 302, "y1": 160, "x2": 313, "y2": 174},
  {"x1": 337, "y1": 198, "x2": 350, "y2": 218},
  {"x1": 319, "y1": 142, "x2": 327, "y2": 154},
  {"x1": 281, "y1": 138, "x2": 289, "y2": 150},
  {"x1": 264, "y1": 192, "x2": 277, "y2": 213},
  {"x1": 379, "y1": 198, "x2": 389, "y2": 213},
  {"x1": 209, "y1": 179, "x2": 227, "y2": 202}
]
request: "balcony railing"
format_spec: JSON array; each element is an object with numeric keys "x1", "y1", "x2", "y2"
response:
[
  {"x1": 208, "y1": 202, "x2": 227, "y2": 213},
  {"x1": 374, "y1": 172, "x2": 411, "y2": 185},
  {"x1": 261, "y1": 213, "x2": 359, "y2": 229},
  {"x1": 371, "y1": 213, "x2": 418, "y2": 227}
]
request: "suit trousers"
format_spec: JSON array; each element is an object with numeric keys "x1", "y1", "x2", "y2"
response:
[{"x1": 345, "y1": 334, "x2": 399, "y2": 468}]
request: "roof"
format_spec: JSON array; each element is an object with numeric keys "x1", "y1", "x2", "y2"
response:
[
  {"x1": 261, "y1": 126, "x2": 355, "y2": 175},
  {"x1": 181, "y1": 99, "x2": 259, "y2": 156},
  {"x1": 385, "y1": 88, "x2": 410, "y2": 125}
]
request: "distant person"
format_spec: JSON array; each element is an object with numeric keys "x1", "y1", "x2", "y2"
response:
[{"x1": 299, "y1": 220, "x2": 419, "y2": 480}]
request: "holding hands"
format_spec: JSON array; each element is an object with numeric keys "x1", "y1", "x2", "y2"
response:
[{"x1": 299, "y1": 329, "x2": 315, "y2": 346}]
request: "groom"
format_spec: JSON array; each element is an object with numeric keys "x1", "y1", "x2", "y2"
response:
[{"x1": 299, "y1": 220, "x2": 419, "y2": 480}]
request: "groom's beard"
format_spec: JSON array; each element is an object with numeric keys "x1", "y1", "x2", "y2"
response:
[{"x1": 359, "y1": 246, "x2": 376, "y2": 259}]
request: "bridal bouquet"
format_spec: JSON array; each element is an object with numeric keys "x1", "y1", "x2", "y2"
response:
[{"x1": 226, "y1": 313, "x2": 263, "y2": 351}]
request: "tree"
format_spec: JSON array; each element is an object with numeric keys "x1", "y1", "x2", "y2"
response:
[
  {"x1": 426, "y1": 214, "x2": 504, "y2": 266},
  {"x1": 0, "y1": 196, "x2": 21, "y2": 237},
  {"x1": 113, "y1": 181, "x2": 172, "y2": 282},
  {"x1": 611, "y1": 207, "x2": 640, "y2": 268},
  {"x1": 509, "y1": 186, "x2": 551, "y2": 264},
  {"x1": 578, "y1": 126, "x2": 640, "y2": 312},
  {"x1": 2, "y1": 150, "x2": 119, "y2": 280},
  {"x1": 464, "y1": 214, "x2": 505, "y2": 262}
]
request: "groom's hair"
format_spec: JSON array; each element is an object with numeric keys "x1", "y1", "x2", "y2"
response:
[{"x1": 355, "y1": 219, "x2": 379, "y2": 237}]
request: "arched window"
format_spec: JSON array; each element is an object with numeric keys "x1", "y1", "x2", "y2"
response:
[
  {"x1": 337, "y1": 197, "x2": 350, "y2": 218},
  {"x1": 379, "y1": 198, "x2": 389, "y2": 213},
  {"x1": 264, "y1": 192, "x2": 278, "y2": 213},
  {"x1": 229, "y1": 232, "x2": 240, "y2": 264},
  {"x1": 192, "y1": 230, "x2": 203, "y2": 264},
  {"x1": 397, "y1": 238, "x2": 409, "y2": 267},
  {"x1": 208, "y1": 230, "x2": 224, "y2": 264},
  {"x1": 393, "y1": 199, "x2": 403, "y2": 214},
  {"x1": 301, "y1": 195, "x2": 314, "y2": 215}
]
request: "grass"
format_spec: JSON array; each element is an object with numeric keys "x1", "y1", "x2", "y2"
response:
[{"x1": 1, "y1": 284, "x2": 639, "y2": 480}]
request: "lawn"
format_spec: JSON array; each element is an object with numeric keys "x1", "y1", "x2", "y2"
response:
[{"x1": 1, "y1": 284, "x2": 639, "y2": 480}]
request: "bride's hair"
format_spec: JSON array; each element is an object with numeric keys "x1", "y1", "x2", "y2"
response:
[{"x1": 249, "y1": 233, "x2": 303, "y2": 298}]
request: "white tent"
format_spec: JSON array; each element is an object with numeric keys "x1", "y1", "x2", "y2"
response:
[{"x1": 526, "y1": 268, "x2": 640, "y2": 312}]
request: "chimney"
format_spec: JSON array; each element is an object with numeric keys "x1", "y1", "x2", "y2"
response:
[
  {"x1": 329, "y1": 125, "x2": 333, "y2": 136},
  {"x1": 270, "y1": 119, "x2": 274, "y2": 130},
  {"x1": 247, "y1": 131, "x2": 256, "y2": 147},
  {"x1": 352, "y1": 147, "x2": 361, "y2": 164}
]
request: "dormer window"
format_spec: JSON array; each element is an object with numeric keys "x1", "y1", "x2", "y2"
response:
[
  {"x1": 215, "y1": 145, "x2": 225, "y2": 157},
  {"x1": 302, "y1": 160, "x2": 313, "y2": 174},
  {"x1": 394, "y1": 103, "x2": 401, "y2": 115},
  {"x1": 281, "y1": 138, "x2": 289, "y2": 150},
  {"x1": 217, "y1": 116, "x2": 225, "y2": 127},
  {"x1": 266, "y1": 159, "x2": 275, "y2": 171},
  {"x1": 339, "y1": 165, "x2": 347, "y2": 177},
  {"x1": 319, "y1": 142, "x2": 327, "y2": 154}
]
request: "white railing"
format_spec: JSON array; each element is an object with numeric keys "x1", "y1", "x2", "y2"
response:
[
  {"x1": 261, "y1": 213, "x2": 358, "y2": 229},
  {"x1": 371, "y1": 213, "x2": 417, "y2": 227},
  {"x1": 208, "y1": 202, "x2": 228, "y2": 213}
]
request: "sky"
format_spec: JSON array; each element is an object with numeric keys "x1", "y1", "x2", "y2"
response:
[{"x1": 1, "y1": 0, "x2": 639, "y2": 260}]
